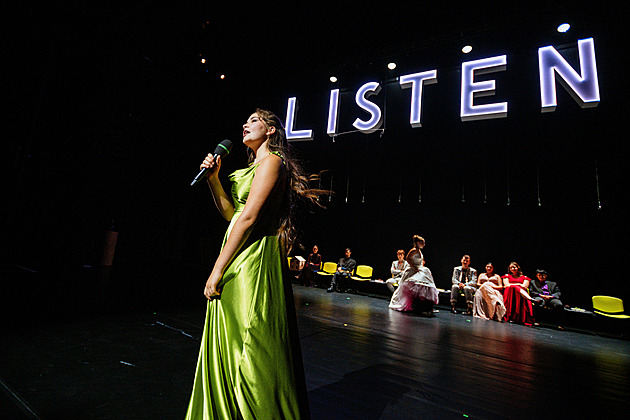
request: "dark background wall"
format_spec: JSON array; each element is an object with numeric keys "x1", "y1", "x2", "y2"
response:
[{"x1": 2, "y1": 2, "x2": 625, "y2": 313}]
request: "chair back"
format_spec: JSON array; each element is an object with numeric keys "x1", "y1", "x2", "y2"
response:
[
  {"x1": 354, "y1": 265, "x2": 373, "y2": 279},
  {"x1": 321, "y1": 262, "x2": 337, "y2": 274},
  {"x1": 592, "y1": 295, "x2": 625, "y2": 315}
]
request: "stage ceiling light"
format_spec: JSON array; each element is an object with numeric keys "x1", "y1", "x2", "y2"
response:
[
  {"x1": 220, "y1": 74, "x2": 225, "y2": 79},
  {"x1": 462, "y1": 45, "x2": 473, "y2": 54},
  {"x1": 330, "y1": 76, "x2": 338, "y2": 82},
  {"x1": 200, "y1": 58, "x2": 206, "y2": 63},
  {"x1": 557, "y1": 23, "x2": 570, "y2": 33},
  {"x1": 388, "y1": 62, "x2": 397, "y2": 70}
]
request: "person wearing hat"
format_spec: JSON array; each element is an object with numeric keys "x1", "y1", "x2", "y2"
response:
[{"x1": 529, "y1": 269, "x2": 563, "y2": 310}]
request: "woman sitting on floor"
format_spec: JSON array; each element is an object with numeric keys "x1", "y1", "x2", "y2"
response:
[
  {"x1": 473, "y1": 262, "x2": 506, "y2": 321},
  {"x1": 502, "y1": 261, "x2": 535, "y2": 325},
  {"x1": 388, "y1": 235, "x2": 439, "y2": 314}
]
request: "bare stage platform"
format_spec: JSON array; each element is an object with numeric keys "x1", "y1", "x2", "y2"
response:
[{"x1": 2, "y1": 280, "x2": 629, "y2": 419}]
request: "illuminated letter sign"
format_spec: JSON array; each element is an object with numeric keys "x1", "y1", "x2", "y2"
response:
[
  {"x1": 284, "y1": 37, "x2": 600, "y2": 141},
  {"x1": 327, "y1": 89, "x2": 340, "y2": 137},
  {"x1": 400, "y1": 70, "x2": 438, "y2": 127},
  {"x1": 460, "y1": 55, "x2": 508, "y2": 121},
  {"x1": 285, "y1": 97, "x2": 313, "y2": 141},
  {"x1": 352, "y1": 82, "x2": 383, "y2": 133},
  {"x1": 538, "y1": 37, "x2": 600, "y2": 112}
]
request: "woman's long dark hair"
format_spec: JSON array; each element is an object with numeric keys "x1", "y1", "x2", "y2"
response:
[{"x1": 250, "y1": 108, "x2": 328, "y2": 254}]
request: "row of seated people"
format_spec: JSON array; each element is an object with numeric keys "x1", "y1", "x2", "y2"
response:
[
  {"x1": 296, "y1": 240, "x2": 563, "y2": 325},
  {"x1": 385, "y1": 246, "x2": 563, "y2": 324},
  {"x1": 298, "y1": 237, "x2": 436, "y2": 302},
  {"x1": 295, "y1": 245, "x2": 360, "y2": 292},
  {"x1": 448, "y1": 256, "x2": 563, "y2": 325}
]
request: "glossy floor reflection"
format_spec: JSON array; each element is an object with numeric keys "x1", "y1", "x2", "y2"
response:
[
  {"x1": 295, "y1": 287, "x2": 630, "y2": 419},
  {"x1": 1, "y1": 284, "x2": 629, "y2": 419}
]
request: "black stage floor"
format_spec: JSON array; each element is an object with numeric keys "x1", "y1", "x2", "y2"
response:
[{"x1": 2, "y1": 281, "x2": 629, "y2": 419}]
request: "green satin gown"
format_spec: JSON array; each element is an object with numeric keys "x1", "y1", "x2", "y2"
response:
[{"x1": 186, "y1": 156, "x2": 310, "y2": 420}]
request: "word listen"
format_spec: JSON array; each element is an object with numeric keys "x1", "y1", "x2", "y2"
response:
[{"x1": 285, "y1": 38, "x2": 600, "y2": 141}]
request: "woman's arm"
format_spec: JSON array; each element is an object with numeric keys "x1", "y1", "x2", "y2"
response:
[
  {"x1": 309, "y1": 254, "x2": 320, "y2": 268},
  {"x1": 492, "y1": 275, "x2": 504, "y2": 290},
  {"x1": 390, "y1": 261, "x2": 398, "y2": 277},
  {"x1": 204, "y1": 154, "x2": 284, "y2": 299},
  {"x1": 520, "y1": 277, "x2": 530, "y2": 289},
  {"x1": 405, "y1": 248, "x2": 417, "y2": 266},
  {"x1": 200, "y1": 154, "x2": 235, "y2": 221},
  {"x1": 207, "y1": 177, "x2": 235, "y2": 221},
  {"x1": 476, "y1": 273, "x2": 485, "y2": 287}
]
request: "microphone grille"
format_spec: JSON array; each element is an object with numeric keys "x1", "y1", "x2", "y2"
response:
[{"x1": 214, "y1": 139, "x2": 233, "y2": 156}]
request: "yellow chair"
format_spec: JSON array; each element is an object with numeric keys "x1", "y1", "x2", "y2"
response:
[
  {"x1": 316, "y1": 262, "x2": 337, "y2": 277},
  {"x1": 314, "y1": 262, "x2": 337, "y2": 288},
  {"x1": 351, "y1": 265, "x2": 373, "y2": 281},
  {"x1": 592, "y1": 296, "x2": 630, "y2": 319}
]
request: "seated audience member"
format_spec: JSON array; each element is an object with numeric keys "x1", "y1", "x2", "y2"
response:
[
  {"x1": 529, "y1": 269, "x2": 563, "y2": 309},
  {"x1": 450, "y1": 255, "x2": 478, "y2": 314},
  {"x1": 389, "y1": 235, "x2": 439, "y2": 314},
  {"x1": 473, "y1": 262, "x2": 506, "y2": 321},
  {"x1": 502, "y1": 261, "x2": 535, "y2": 325},
  {"x1": 327, "y1": 248, "x2": 356, "y2": 293},
  {"x1": 298, "y1": 245, "x2": 322, "y2": 286},
  {"x1": 385, "y1": 250, "x2": 410, "y2": 293}
]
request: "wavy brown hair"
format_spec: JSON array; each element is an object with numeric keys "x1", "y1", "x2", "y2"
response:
[
  {"x1": 507, "y1": 261, "x2": 523, "y2": 277},
  {"x1": 250, "y1": 108, "x2": 328, "y2": 254}
]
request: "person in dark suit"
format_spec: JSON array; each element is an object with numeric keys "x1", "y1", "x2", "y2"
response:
[
  {"x1": 529, "y1": 269, "x2": 563, "y2": 309},
  {"x1": 327, "y1": 248, "x2": 356, "y2": 293}
]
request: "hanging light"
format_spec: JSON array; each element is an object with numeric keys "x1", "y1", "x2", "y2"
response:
[
  {"x1": 462, "y1": 45, "x2": 473, "y2": 54},
  {"x1": 387, "y1": 62, "x2": 397, "y2": 70},
  {"x1": 330, "y1": 76, "x2": 338, "y2": 83}
]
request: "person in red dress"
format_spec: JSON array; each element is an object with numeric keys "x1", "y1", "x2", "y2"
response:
[{"x1": 502, "y1": 261, "x2": 535, "y2": 325}]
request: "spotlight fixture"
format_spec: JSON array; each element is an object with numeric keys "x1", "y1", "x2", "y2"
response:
[
  {"x1": 201, "y1": 58, "x2": 206, "y2": 63},
  {"x1": 557, "y1": 23, "x2": 570, "y2": 33},
  {"x1": 220, "y1": 74, "x2": 225, "y2": 79},
  {"x1": 330, "y1": 76, "x2": 338, "y2": 83},
  {"x1": 387, "y1": 62, "x2": 397, "y2": 70},
  {"x1": 462, "y1": 45, "x2": 473, "y2": 54}
]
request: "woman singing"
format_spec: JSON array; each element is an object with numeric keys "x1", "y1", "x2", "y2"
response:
[{"x1": 186, "y1": 109, "x2": 321, "y2": 419}]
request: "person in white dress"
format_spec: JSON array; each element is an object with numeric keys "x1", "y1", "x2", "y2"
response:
[
  {"x1": 472, "y1": 262, "x2": 507, "y2": 321},
  {"x1": 389, "y1": 235, "x2": 439, "y2": 313}
]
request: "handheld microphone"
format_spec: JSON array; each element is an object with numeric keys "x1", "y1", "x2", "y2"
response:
[{"x1": 191, "y1": 139, "x2": 233, "y2": 186}]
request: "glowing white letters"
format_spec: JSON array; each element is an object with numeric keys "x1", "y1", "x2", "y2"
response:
[
  {"x1": 460, "y1": 55, "x2": 508, "y2": 121},
  {"x1": 284, "y1": 37, "x2": 600, "y2": 141},
  {"x1": 285, "y1": 97, "x2": 313, "y2": 141},
  {"x1": 327, "y1": 89, "x2": 340, "y2": 137},
  {"x1": 352, "y1": 82, "x2": 383, "y2": 133},
  {"x1": 399, "y1": 70, "x2": 438, "y2": 127},
  {"x1": 538, "y1": 37, "x2": 600, "y2": 112}
]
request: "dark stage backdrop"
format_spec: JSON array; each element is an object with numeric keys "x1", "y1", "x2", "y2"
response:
[{"x1": 3, "y1": 3, "x2": 625, "y2": 311}]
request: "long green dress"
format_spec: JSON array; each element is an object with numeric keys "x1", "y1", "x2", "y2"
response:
[{"x1": 186, "y1": 156, "x2": 310, "y2": 420}]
